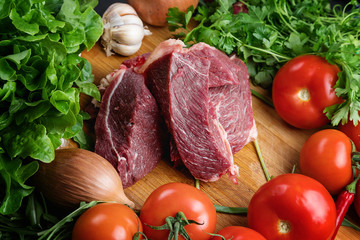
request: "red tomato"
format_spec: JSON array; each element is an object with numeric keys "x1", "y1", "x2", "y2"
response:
[
  {"x1": 338, "y1": 119, "x2": 360, "y2": 150},
  {"x1": 247, "y1": 173, "x2": 336, "y2": 240},
  {"x1": 72, "y1": 203, "x2": 142, "y2": 240},
  {"x1": 300, "y1": 129, "x2": 353, "y2": 195},
  {"x1": 272, "y1": 54, "x2": 341, "y2": 129},
  {"x1": 210, "y1": 226, "x2": 266, "y2": 240},
  {"x1": 139, "y1": 182, "x2": 216, "y2": 240}
]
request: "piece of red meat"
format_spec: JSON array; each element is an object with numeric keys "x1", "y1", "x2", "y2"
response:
[
  {"x1": 137, "y1": 39, "x2": 185, "y2": 74},
  {"x1": 122, "y1": 52, "x2": 151, "y2": 71},
  {"x1": 189, "y1": 42, "x2": 243, "y2": 87},
  {"x1": 190, "y1": 44, "x2": 257, "y2": 153},
  {"x1": 209, "y1": 84, "x2": 257, "y2": 154},
  {"x1": 144, "y1": 51, "x2": 237, "y2": 182},
  {"x1": 93, "y1": 39, "x2": 256, "y2": 184},
  {"x1": 94, "y1": 66, "x2": 167, "y2": 188}
]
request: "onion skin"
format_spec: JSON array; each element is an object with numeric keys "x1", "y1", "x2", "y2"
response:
[
  {"x1": 57, "y1": 138, "x2": 79, "y2": 149},
  {"x1": 33, "y1": 148, "x2": 135, "y2": 209},
  {"x1": 127, "y1": 0, "x2": 199, "y2": 26}
]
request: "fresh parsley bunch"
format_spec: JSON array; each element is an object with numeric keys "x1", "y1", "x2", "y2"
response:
[{"x1": 167, "y1": 0, "x2": 360, "y2": 126}]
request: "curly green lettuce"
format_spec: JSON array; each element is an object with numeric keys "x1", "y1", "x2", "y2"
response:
[{"x1": 0, "y1": 0, "x2": 103, "y2": 215}]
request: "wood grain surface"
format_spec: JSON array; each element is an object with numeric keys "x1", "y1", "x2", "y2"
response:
[{"x1": 81, "y1": 25, "x2": 360, "y2": 240}]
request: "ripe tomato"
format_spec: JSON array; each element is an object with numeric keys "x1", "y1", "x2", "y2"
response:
[
  {"x1": 210, "y1": 226, "x2": 266, "y2": 240},
  {"x1": 139, "y1": 182, "x2": 216, "y2": 240},
  {"x1": 300, "y1": 129, "x2": 353, "y2": 195},
  {"x1": 72, "y1": 203, "x2": 142, "y2": 240},
  {"x1": 247, "y1": 173, "x2": 336, "y2": 240},
  {"x1": 338, "y1": 119, "x2": 360, "y2": 150},
  {"x1": 272, "y1": 54, "x2": 341, "y2": 129}
]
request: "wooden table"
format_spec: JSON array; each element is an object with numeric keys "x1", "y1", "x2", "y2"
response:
[{"x1": 81, "y1": 24, "x2": 360, "y2": 240}]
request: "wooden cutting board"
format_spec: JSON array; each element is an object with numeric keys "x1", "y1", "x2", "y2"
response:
[{"x1": 81, "y1": 25, "x2": 360, "y2": 240}]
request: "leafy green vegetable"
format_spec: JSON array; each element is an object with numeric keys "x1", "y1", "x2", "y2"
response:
[
  {"x1": 167, "y1": 0, "x2": 360, "y2": 126},
  {"x1": 37, "y1": 201, "x2": 99, "y2": 240},
  {"x1": 0, "y1": 192, "x2": 100, "y2": 240},
  {"x1": 0, "y1": 0, "x2": 103, "y2": 216},
  {"x1": 167, "y1": 6, "x2": 195, "y2": 39}
]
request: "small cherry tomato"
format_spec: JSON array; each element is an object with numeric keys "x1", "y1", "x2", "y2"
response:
[
  {"x1": 272, "y1": 54, "x2": 341, "y2": 129},
  {"x1": 72, "y1": 203, "x2": 142, "y2": 240},
  {"x1": 247, "y1": 173, "x2": 336, "y2": 240},
  {"x1": 210, "y1": 226, "x2": 266, "y2": 240},
  {"x1": 140, "y1": 182, "x2": 216, "y2": 240},
  {"x1": 300, "y1": 129, "x2": 353, "y2": 195},
  {"x1": 338, "y1": 119, "x2": 360, "y2": 150}
]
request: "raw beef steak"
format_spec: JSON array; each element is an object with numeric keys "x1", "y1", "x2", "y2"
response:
[
  {"x1": 138, "y1": 39, "x2": 185, "y2": 74},
  {"x1": 122, "y1": 52, "x2": 151, "y2": 71},
  {"x1": 189, "y1": 43, "x2": 243, "y2": 87},
  {"x1": 95, "y1": 66, "x2": 166, "y2": 188},
  {"x1": 190, "y1": 44, "x2": 257, "y2": 153},
  {"x1": 209, "y1": 84, "x2": 257, "y2": 154},
  {"x1": 145, "y1": 51, "x2": 237, "y2": 182}
]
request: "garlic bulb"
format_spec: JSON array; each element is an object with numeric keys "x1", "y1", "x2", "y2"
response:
[{"x1": 101, "y1": 3, "x2": 151, "y2": 57}]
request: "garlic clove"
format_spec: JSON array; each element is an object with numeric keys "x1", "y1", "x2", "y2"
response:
[
  {"x1": 111, "y1": 24, "x2": 145, "y2": 46},
  {"x1": 103, "y1": 3, "x2": 137, "y2": 19},
  {"x1": 105, "y1": 12, "x2": 144, "y2": 29},
  {"x1": 110, "y1": 41, "x2": 142, "y2": 56},
  {"x1": 101, "y1": 38, "x2": 114, "y2": 57},
  {"x1": 120, "y1": 14, "x2": 144, "y2": 26}
]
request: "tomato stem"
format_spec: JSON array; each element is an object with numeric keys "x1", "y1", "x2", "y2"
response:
[
  {"x1": 250, "y1": 89, "x2": 274, "y2": 108},
  {"x1": 297, "y1": 88, "x2": 310, "y2": 102},
  {"x1": 278, "y1": 220, "x2": 291, "y2": 234},
  {"x1": 133, "y1": 214, "x2": 147, "y2": 240},
  {"x1": 133, "y1": 232, "x2": 148, "y2": 240},
  {"x1": 195, "y1": 179, "x2": 200, "y2": 190},
  {"x1": 214, "y1": 205, "x2": 248, "y2": 214},
  {"x1": 254, "y1": 139, "x2": 271, "y2": 181},
  {"x1": 145, "y1": 211, "x2": 202, "y2": 240},
  {"x1": 206, "y1": 232, "x2": 226, "y2": 240},
  {"x1": 352, "y1": 151, "x2": 360, "y2": 163},
  {"x1": 173, "y1": 222, "x2": 180, "y2": 240},
  {"x1": 346, "y1": 173, "x2": 360, "y2": 194}
]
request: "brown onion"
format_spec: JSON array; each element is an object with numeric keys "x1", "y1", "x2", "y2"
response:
[
  {"x1": 33, "y1": 148, "x2": 134, "y2": 209},
  {"x1": 127, "y1": 0, "x2": 199, "y2": 26},
  {"x1": 57, "y1": 138, "x2": 79, "y2": 149}
]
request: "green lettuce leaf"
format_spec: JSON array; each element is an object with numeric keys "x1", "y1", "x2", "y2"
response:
[
  {"x1": 0, "y1": 154, "x2": 39, "y2": 215},
  {"x1": 0, "y1": 0, "x2": 103, "y2": 216}
]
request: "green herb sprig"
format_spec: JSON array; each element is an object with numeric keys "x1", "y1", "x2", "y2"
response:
[
  {"x1": 167, "y1": 0, "x2": 360, "y2": 126},
  {"x1": 0, "y1": 192, "x2": 100, "y2": 240}
]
